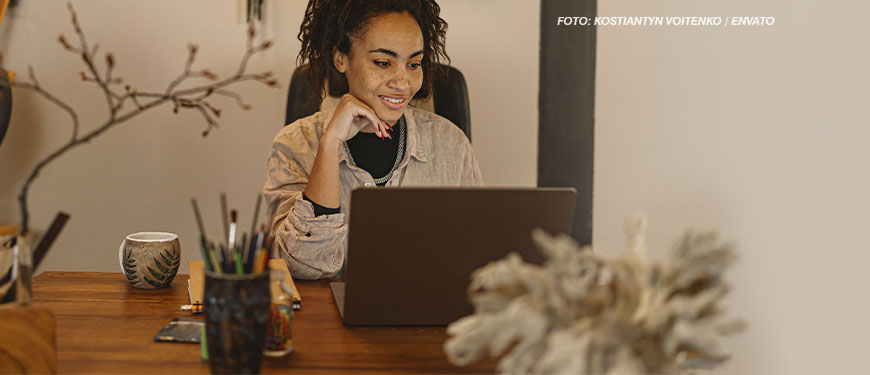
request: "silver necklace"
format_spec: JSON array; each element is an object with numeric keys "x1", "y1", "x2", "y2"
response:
[{"x1": 343, "y1": 116, "x2": 406, "y2": 185}]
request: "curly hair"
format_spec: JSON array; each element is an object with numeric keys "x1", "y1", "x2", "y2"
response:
[{"x1": 297, "y1": 0, "x2": 449, "y2": 104}]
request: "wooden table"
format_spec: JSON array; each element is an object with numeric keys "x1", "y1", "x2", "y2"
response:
[{"x1": 32, "y1": 272, "x2": 495, "y2": 374}]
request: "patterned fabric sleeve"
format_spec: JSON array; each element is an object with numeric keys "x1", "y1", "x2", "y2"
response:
[{"x1": 263, "y1": 125, "x2": 346, "y2": 280}]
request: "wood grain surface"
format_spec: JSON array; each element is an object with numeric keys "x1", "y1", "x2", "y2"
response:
[
  {"x1": 31, "y1": 271, "x2": 496, "y2": 374},
  {"x1": 0, "y1": 306, "x2": 56, "y2": 374}
]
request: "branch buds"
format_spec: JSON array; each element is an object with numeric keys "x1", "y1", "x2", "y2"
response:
[
  {"x1": 188, "y1": 43, "x2": 199, "y2": 58},
  {"x1": 58, "y1": 35, "x2": 73, "y2": 50},
  {"x1": 106, "y1": 53, "x2": 115, "y2": 69},
  {"x1": 202, "y1": 69, "x2": 218, "y2": 80}
]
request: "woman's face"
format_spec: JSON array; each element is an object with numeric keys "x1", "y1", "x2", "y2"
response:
[{"x1": 334, "y1": 12, "x2": 424, "y2": 126}]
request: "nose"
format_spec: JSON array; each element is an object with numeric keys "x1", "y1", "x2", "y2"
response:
[{"x1": 387, "y1": 66, "x2": 410, "y2": 90}]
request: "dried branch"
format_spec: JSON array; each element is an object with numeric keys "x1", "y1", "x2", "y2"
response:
[{"x1": 11, "y1": 2, "x2": 278, "y2": 234}]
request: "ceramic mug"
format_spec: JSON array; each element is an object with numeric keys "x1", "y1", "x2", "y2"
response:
[{"x1": 119, "y1": 232, "x2": 181, "y2": 289}]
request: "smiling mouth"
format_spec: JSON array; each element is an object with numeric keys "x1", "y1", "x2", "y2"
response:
[{"x1": 378, "y1": 95, "x2": 407, "y2": 108}]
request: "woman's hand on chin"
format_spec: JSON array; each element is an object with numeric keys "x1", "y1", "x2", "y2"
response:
[{"x1": 323, "y1": 94, "x2": 393, "y2": 145}]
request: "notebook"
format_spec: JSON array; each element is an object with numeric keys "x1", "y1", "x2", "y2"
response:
[{"x1": 188, "y1": 259, "x2": 301, "y2": 309}]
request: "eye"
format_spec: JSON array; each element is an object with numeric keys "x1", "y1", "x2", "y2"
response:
[
  {"x1": 408, "y1": 62, "x2": 422, "y2": 70},
  {"x1": 374, "y1": 60, "x2": 390, "y2": 67}
]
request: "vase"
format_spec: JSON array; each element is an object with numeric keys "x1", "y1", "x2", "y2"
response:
[{"x1": 0, "y1": 233, "x2": 32, "y2": 306}]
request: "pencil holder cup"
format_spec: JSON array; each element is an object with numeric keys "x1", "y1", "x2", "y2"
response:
[
  {"x1": 204, "y1": 271, "x2": 271, "y2": 375},
  {"x1": 118, "y1": 232, "x2": 181, "y2": 289}
]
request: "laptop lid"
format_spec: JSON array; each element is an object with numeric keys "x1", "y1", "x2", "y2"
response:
[{"x1": 338, "y1": 187, "x2": 576, "y2": 325}]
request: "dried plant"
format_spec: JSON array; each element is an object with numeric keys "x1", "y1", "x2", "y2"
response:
[
  {"x1": 6, "y1": 3, "x2": 278, "y2": 234},
  {"x1": 444, "y1": 214, "x2": 746, "y2": 375}
]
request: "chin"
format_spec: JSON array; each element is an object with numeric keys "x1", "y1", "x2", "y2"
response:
[{"x1": 376, "y1": 110, "x2": 404, "y2": 124}]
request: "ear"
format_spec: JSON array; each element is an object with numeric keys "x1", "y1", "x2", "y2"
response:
[{"x1": 333, "y1": 48, "x2": 347, "y2": 73}]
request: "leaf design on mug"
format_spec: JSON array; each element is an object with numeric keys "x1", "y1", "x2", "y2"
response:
[
  {"x1": 123, "y1": 246, "x2": 137, "y2": 282},
  {"x1": 143, "y1": 246, "x2": 180, "y2": 287}
]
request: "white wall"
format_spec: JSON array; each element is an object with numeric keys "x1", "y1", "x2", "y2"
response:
[
  {"x1": 0, "y1": 0, "x2": 539, "y2": 274},
  {"x1": 595, "y1": 0, "x2": 869, "y2": 373}
]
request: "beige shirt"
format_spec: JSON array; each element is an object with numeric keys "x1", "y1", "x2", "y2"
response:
[{"x1": 263, "y1": 107, "x2": 484, "y2": 280}]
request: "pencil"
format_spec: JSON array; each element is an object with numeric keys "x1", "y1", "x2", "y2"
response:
[
  {"x1": 253, "y1": 248, "x2": 267, "y2": 273},
  {"x1": 247, "y1": 231, "x2": 263, "y2": 273}
]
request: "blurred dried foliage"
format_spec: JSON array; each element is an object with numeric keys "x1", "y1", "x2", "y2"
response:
[
  {"x1": 444, "y1": 214, "x2": 745, "y2": 375},
  {"x1": 2, "y1": 3, "x2": 278, "y2": 233}
]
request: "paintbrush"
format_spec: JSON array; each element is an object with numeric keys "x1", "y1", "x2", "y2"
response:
[
  {"x1": 228, "y1": 210, "x2": 238, "y2": 264},
  {"x1": 220, "y1": 193, "x2": 229, "y2": 247},
  {"x1": 219, "y1": 244, "x2": 231, "y2": 274},
  {"x1": 208, "y1": 241, "x2": 222, "y2": 274},
  {"x1": 190, "y1": 198, "x2": 211, "y2": 272},
  {"x1": 246, "y1": 194, "x2": 262, "y2": 260}
]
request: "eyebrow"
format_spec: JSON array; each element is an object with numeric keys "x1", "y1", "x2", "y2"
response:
[{"x1": 368, "y1": 48, "x2": 424, "y2": 59}]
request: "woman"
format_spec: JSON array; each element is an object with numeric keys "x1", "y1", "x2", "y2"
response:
[{"x1": 264, "y1": 0, "x2": 483, "y2": 280}]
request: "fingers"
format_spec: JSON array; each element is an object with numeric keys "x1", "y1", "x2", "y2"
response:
[
  {"x1": 339, "y1": 94, "x2": 394, "y2": 141},
  {"x1": 381, "y1": 121, "x2": 393, "y2": 140},
  {"x1": 347, "y1": 96, "x2": 392, "y2": 140}
]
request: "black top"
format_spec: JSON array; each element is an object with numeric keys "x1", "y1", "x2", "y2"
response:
[
  {"x1": 303, "y1": 120, "x2": 405, "y2": 216},
  {"x1": 345, "y1": 126, "x2": 401, "y2": 184}
]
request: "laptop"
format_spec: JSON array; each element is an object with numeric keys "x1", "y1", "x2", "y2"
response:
[{"x1": 330, "y1": 187, "x2": 576, "y2": 325}]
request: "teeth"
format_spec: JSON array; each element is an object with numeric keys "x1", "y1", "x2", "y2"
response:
[{"x1": 381, "y1": 96, "x2": 404, "y2": 104}]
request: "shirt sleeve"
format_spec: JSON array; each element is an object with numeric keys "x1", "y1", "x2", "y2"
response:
[
  {"x1": 263, "y1": 128, "x2": 347, "y2": 280},
  {"x1": 460, "y1": 138, "x2": 485, "y2": 186}
]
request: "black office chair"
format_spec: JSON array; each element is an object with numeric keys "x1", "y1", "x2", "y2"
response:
[
  {"x1": 285, "y1": 64, "x2": 472, "y2": 142},
  {"x1": 0, "y1": 69, "x2": 12, "y2": 149}
]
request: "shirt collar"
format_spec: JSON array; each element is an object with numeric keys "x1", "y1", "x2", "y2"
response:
[{"x1": 403, "y1": 107, "x2": 429, "y2": 163}]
